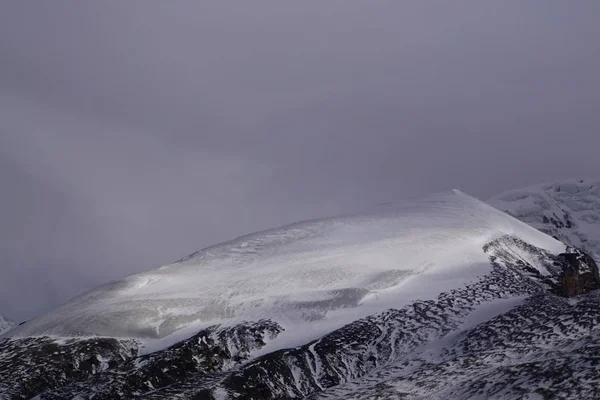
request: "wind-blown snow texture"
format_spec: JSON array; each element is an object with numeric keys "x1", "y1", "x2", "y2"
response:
[
  {"x1": 0, "y1": 315, "x2": 14, "y2": 335},
  {"x1": 9, "y1": 190, "x2": 561, "y2": 343},
  {"x1": 489, "y1": 178, "x2": 600, "y2": 260},
  {"x1": 2, "y1": 188, "x2": 599, "y2": 399}
]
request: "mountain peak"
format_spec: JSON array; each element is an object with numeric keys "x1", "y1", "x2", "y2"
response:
[
  {"x1": 3, "y1": 184, "x2": 600, "y2": 399},
  {"x1": 8, "y1": 190, "x2": 562, "y2": 343}
]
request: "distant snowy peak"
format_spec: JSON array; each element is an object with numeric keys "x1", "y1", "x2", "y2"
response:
[
  {"x1": 0, "y1": 315, "x2": 15, "y2": 335},
  {"x1": 489, "y1": 179, "x2": 600, "y2": 260}
]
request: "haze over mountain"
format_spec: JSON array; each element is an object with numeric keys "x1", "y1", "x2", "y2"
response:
[
  {"x1": 1, "y1": 1, "x2": 600, "y2": 399},
  {"x1": 2, "y1": 1, "x2": 600, "y2": 323}
]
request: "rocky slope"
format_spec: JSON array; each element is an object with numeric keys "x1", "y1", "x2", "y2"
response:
[
  {"x1": 0, "y1": 321, "x2": 280, "y2": 399},
  {"x1": 1, "y1": 188, "x2": 599, "y2": 399}
]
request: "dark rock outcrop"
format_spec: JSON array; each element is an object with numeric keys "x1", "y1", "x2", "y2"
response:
[
  {"x1": 554, "y1": 249, "x2": 600, "y2": 297},
  {"x1": 483, "y1": 235, "x2": 600, "y2": 298},
  {"x1": 0, "y1": 320, "x2": 281, "y2": 399},
  {"x1": 0, "y1": 337, "x2": 138, "y2": 399}
]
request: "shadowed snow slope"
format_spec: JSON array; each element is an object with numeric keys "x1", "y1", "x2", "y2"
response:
[
  {"x1": 489, "y1": 179, "x2": 600, "y2": 260},
  {"x1": 8, "y1": 190, "x2": 563, "y2": 345}
]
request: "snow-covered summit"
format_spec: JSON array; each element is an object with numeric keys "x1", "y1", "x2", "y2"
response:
[
  {"x1": 8, "y1": 190, "x2": 563, "y2": 345},
  {"x1": 489, "y1": 179, "x2": 600, "y2": 260},
  {"x1": 5, "y1": 187, "x2": 600, "y2": 400}
]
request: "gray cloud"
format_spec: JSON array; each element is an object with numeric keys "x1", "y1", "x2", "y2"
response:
[{"x1": 1, "y1": 1, "x2": 600, "y2": 321}]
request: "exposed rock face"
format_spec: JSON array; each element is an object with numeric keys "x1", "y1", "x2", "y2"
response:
[
  {"x1": 313, "y1": 291, "x2": 600, "y2": 400},
  {"x1": 483, "y1": 235, "x2": 600, "y2": 298},
  {"x1": 0, "y1": 320, "x2": 281, "y2": 399},
  {"x1": 0, "y1": 336, "x2": 138, "y2": 399},
  {"x1": 555, "y1": 249, "x2": 600, "y2": 296}
]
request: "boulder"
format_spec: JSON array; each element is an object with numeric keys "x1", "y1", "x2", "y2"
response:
[{"x1": 555, "y1": 250, "x2": 600, "y2": 297}]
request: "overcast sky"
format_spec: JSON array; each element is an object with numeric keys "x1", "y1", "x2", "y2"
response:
[{"x1": 1, "y1": 1, "x2": 600, "y2": 321}]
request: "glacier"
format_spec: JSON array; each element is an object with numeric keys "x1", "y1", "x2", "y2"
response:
[{"x1": 8, "y1": 190, "x2": 563, "y2": 350}]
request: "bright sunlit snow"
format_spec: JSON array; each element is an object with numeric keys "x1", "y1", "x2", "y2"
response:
[{"x1": 9, "y1": 190, "x2": 563, "y2": 352}]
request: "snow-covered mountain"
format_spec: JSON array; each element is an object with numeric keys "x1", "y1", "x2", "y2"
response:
[
  {"x1": 8, "y1": 190, "x2": 563, "y2": 342},
  {"x1": 489, "y1": 179, "x2": 600, "y2": 260},
  {"x1": 0, "y1": 315, "x2": 14, "y2": 335},
  {"x1": 1, "y1": 188, "x2": 599, "y2": 399}
]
